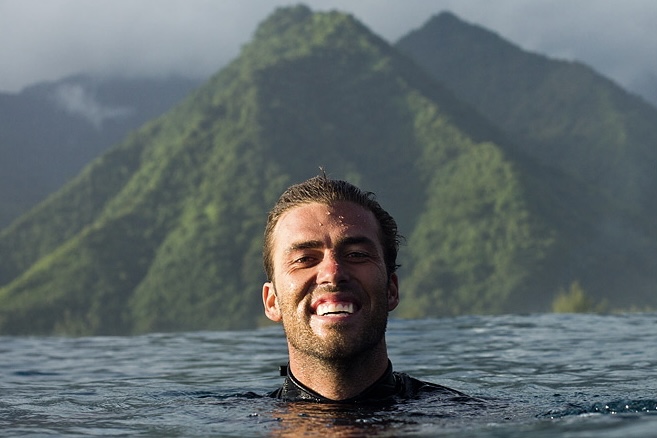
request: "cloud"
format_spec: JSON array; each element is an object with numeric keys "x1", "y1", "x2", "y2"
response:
[
  {"x1": 0, "y1": 0, "x2": 267, "y2": 91},
  {"x1": 52, "y1": 83, "x2": 133, "y2": 129},
  {"x1": 1, "y1": 0, "x2": 656, "y2": 93}
]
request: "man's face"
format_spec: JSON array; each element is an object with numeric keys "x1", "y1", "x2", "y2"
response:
[{"x1": 262, "y1": 201, "x2": 399, "y2": 361}]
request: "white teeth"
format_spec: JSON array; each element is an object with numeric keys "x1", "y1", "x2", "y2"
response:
[{"x1": 316, "y1": 302, "x2": 354, "y2": 316}]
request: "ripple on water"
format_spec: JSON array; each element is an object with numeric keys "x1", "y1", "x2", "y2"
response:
[{"x1": 2, "y1": 313, "x2": 657, "y2": 436}]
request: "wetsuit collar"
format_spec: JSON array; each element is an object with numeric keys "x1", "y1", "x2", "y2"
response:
[{"x1": 274, "y1": 361, "x2": 399, "y2": 404}]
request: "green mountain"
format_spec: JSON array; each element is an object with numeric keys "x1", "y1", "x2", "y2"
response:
[
  {"x1": 396, "y1": 11, "x2": 657, "y2": 311},
  {"x1": 0, "y1": 6, "x2": 654, "y2": 335}
]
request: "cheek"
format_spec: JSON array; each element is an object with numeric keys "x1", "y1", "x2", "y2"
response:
[
  {"x1": 274, "y1": 277, "x2": 306, "y2": 307},
  {"x1": 280, "y1": 270, "x2": 310, "y2": 293}
]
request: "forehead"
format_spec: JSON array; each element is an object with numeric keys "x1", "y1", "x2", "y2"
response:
[{"x1": 272, "y1": 201, "x2": 380, "y2": 247}]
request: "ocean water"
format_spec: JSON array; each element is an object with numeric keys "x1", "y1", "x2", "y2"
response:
[{"x1": 2, "y1": 313, "x2": 656, "y2": 437}]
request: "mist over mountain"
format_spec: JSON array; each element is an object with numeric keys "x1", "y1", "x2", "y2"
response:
[
  {"x1": 1, "y1": 6, "x2": 655, "y2": 335},
  {"x1": 0, "y1": 74, "x2": 201, "y2": 228},
  {"x1": 629, "y1": 72, "x2": 657, "y2": 108}
]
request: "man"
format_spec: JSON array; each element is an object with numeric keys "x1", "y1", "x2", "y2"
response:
[{"x1": 262, "y1": 173, "x2": 474, "y2": 403}]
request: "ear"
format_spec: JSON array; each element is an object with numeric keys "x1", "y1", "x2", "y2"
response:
[
  {"x1": 262, "y1": 281, "x2": 282, "y2": 322},
  {"x1": 387, "y1": 273, "x2": 399, "y2": 311}
]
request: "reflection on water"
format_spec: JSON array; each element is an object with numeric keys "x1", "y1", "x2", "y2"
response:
[
  {"x1": 265, "y1": 397, "x2": 512, "y2": 437},
  {"x1": 269, "y1": 403, "x2": 399, "y2": 437}
]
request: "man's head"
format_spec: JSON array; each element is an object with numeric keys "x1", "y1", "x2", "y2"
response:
[
  {"x1": 263, "y1": 174, "x2": 401, "y2": 283},
  {"x1": 261, "y1": 174, "x2": 402, "y2": 368}
]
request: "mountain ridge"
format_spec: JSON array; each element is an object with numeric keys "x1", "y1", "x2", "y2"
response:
[
  {"x1": 397, "y1": 11, "x2": 657, "y2": 216},
  {"x1": 1, "y1": 6, "x2": 655, "y2": 335}
]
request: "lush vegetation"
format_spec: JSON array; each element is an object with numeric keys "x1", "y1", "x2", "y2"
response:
[
  {"x1": 551, "y1": 281, "x2": 608, "y2": 314},
  {"x1": 397, "y1": 11, "x2": 657, "y2": 313},
  {"x1": 1, "y1": 6, "x2": 655, "y2": 335}
]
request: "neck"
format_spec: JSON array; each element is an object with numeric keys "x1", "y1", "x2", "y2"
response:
[{"x1": 287, "y1": 342, "x2": 390, "y2": 400}]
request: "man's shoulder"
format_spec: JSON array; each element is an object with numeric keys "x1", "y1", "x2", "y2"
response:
[{"x1": 393, "y1": 372, "x2": 479, "y2": 402}]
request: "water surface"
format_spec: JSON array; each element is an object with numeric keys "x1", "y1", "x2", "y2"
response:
[{"x1": 2, "y1": 313, "x2": 656, "y2": 436}]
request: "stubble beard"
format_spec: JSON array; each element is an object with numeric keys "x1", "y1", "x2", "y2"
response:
[{"x1": 281, "y1": 298, "x2": 390, "y2": 364}]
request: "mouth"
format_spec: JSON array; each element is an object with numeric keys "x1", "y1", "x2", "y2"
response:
[
  {"x1": 311, "y1": 292, "x2": 361, "y2": 318},
  {"x1": 315, "y1": 301, "x2": 355, "y2": 316}
]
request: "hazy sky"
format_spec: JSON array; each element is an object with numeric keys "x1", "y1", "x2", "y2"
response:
[{"x1": 1, "y1": 0, "x2": 656, "y2": 94}]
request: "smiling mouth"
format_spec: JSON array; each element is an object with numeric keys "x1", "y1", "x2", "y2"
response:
[{"x1": 315, "y1": 302, "x2": 354, "y2": 316}]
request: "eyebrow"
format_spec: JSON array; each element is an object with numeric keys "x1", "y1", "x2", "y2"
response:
[
  {"x1": 285, "y1": 240, "x2": 324, "y2": 254},
  {"x1": 340, "y1": 236, "x2": 378, "y2": 249},
  {"x1": 284, "y1": 236, "x2": 378, "y2": 254}
]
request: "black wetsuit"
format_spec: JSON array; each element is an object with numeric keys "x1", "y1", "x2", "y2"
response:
[{"x1": 269, "y1": 361, "x2": 476, "y2": 404}]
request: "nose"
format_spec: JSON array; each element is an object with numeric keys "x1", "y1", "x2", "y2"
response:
[{"x1": 316, "y1": 252, "x2": 349, "y2": 285}]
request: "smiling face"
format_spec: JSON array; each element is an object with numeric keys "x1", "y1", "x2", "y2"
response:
[{"x1": 262, "y1": 201, "x2": 399, "y2": 363}]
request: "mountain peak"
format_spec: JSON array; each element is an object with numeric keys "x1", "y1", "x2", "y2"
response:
[
  {"x1": 245, "y1": 5, "x2": 386, "y2": 66},
  {"x1": 400, "y1": 10, "x2": 523, "y2": 61},
  {"x1": 429, "y1": 10, "x2": 462, "y2": 25},
  {"x1": 253, "y1": 4, "x2": 313, "y2": 40}
]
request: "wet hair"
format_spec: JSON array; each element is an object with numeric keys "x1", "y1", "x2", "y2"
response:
[{"x1": 263, "y1": 173, "x2": 401, "y2": 281}]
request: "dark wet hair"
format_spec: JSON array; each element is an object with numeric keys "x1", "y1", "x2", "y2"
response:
[{"x1": 263, "y1": 173, "x2": 401, "y2": 281}]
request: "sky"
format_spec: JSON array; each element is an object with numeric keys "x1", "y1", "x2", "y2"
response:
[{"x1": 1, "y1": 0, "x2": 656, "y2": 96}]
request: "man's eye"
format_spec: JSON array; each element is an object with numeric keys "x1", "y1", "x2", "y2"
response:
[
  {"x1": 346, "y1": 251, "x2": 369, "y2": 260},
  {"x1": 293, "y1": 256, "x2": 316, "y2": 264}
]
